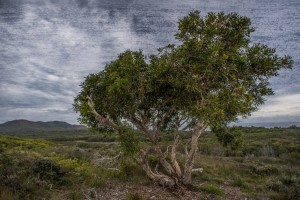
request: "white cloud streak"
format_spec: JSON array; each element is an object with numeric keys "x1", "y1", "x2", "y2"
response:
[
  {"x1": 253, "y1": 94, "x2": 300, "y2": 117},
  {"x1": 0, "y1": 0, "x2": 299, "y2": 124}
]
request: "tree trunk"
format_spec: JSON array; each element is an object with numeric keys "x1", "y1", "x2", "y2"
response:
[
  {"x1": 171, "y1": 133, "x2": 182, "y2": 177},
  {"x1": 137, "y1": 150, "x2": 176, "y2": 187},
  {"x1": 130, "y1": 117, "x2": 176, "y2": 176},
  {"x1": 87, "y1": 98, "x2": 206, "y2": 188},
  {"x1": 181, "y1": 121, "x2": 205, "y2": 185}
]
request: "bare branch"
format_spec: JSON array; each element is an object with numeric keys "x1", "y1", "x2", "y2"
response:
[
  {"x1": 99, "y1": 152, "x2": 122, "y2": 161},
  {"x1": 86, "y1": 95, "x2": 120, "y2": 131},
  {"x1": 164, "y1": 145, "x2": 172, "y2": 157},
  {"x1": 192, "y1": 168, "x2": 203, "y2": 173},
  {"x1": 92, "y1": 152, "x2": 122, "y2": 167},
  {"x1": 154, "y1": 163, "x2": 159, "y2": 174},
  {"x1": 156, "y1": 106, "x2": 177, "y2": 131},
  {"x1": 184, "y1": 146, "x2": 189, "y2": 156},
  {"x1": 107, "y1": 168, "x2": 120, "y2": 171}
]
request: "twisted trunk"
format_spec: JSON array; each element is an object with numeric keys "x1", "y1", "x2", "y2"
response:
[
  {"x1": 87, "y1": 95, "x2": 205, "y2": 187},
  {"x1": 130, "y1": 116, "x2": 176, "y2": 176},
  {"x1": 171, "y1": 133, "x2": 182, "y2": 177},
  {"x1": 137, "y1": 150, "x2": 176, "y2": 187},
  {"x1": 181, "y1": 121, "x2": 206, "y2": 185}
]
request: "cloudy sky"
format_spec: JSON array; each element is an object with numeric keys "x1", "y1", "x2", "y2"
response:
[{"x1": 0, "y1": 0, "x2": 299, "y2": 124}]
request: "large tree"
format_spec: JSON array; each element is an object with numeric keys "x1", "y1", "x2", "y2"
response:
[{"x1": 74, "y1": 11, "x2": 292, "y2": 187}]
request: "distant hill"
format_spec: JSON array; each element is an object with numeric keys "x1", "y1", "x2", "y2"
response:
[
  {"x1": 232, "y1": 121, "x2": 300, "y2": 128},
  {"x1": 0, "y1": 119, "x2": 87, "y2": 134}
]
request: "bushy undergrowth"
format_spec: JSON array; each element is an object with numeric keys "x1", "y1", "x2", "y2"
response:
[
  {"x1": 0, "y1": 126, "x2": 299, "y2": 199},
  {"x1": 199, "y1": 183, "x2": 224, "y2": 196},
  {"x1": 0, "y1": 152, "x2": 66, "y2": 199},
  {"x1": 194, "y1": 127, "x2": 300, "y2": 199},
  {"x1": 0, "y1": 135, "x2": 147, "y2": 199}
]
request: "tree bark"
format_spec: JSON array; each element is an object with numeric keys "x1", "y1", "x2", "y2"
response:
[
  {"x1": 181, "y1": 121, "x2": 206, "y2": 185},
  {"x1": 137, "y1": 150, "x2": 176, "y2": 187},
  {"x1": 86, "y1": 96, "x2": 120, "y2": 131},
  {"x1": 130, "y1": 116, "x2": 176, "y2": 176},
  {"x1": 87, "y1": 97, "x2": 206, "y2": 187},
  {"x1": 171, "y1": 133, "x2": 182, "y2": 177}
]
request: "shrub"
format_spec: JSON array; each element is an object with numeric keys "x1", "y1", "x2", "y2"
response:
[
  {"x1": 267, "y1": 175, "x2": 300, "y2": 200},
  {"x1": 248, "y1": 164, "x2": 279, "y2": 176},
  {"x1": 232, "y1": 175, "x2": 247, "y2": 188},
  {"x1": 199, "y1": 183, "x2": 224, "y2": 196},
  {"x1": 0, "y1": 152, "x2": 54, "y2": 199},
  {"x1": 32, "y1": 158, "x2": 66, "y2": 184}
]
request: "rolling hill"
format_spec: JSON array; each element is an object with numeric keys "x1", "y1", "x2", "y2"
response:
[{"x1": 0, "y1": 119, "x2": 87, "y2": 134}]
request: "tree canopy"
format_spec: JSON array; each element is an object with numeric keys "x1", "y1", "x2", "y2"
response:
[{"x1": 74, "y1": 11, "x2": 293, "y2": 187}]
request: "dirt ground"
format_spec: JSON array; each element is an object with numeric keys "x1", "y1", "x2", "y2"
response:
[{"x1": 90, "y1": 182, "x2": 247, "y2": 200}]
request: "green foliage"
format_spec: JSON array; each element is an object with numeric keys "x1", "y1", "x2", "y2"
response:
[
  {"x1": 195, "y1": 127, "x2": 300, "y2": 199},
  {"x1": 0, "y1": 135, "x2": 122, "y2": 199},
  {"x1": 232, "y1": 175, "x2": 247, "y2": 188},
  {"x1": 0, "y1": 151, "x2": 62, "y2": 199},
  {"x1": 32, "y1": 158, "x2": 66, "y2": 184},
  {"x1": 211, "y1": 126, "x2": 243, "y2": 150},
  {"x1": 267, "y1": 174, "x2": 300, "y2": 200},
  {"x1": 74, "y1": 10, "x2": 292, "y2": 149},
  {"x1": 199, "y1": 183, "x2": 224, "y2": 196},
  {"x1": 0, "y1": 126, "x2": 299, "y2": 199},
  {"x1": 118, "y1": 126, "x2": 140, "y2": 156},
  {"x1": 0, "y1": 135, "x2": 51, "y2": 150}
]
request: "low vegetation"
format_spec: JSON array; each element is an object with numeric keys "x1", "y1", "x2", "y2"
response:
[
  {"x1": 0, "y1": 126, "x2": 299, "y2": 199},
  {"x1": 74, "y1": 10, "x2": 292, "y2": 188}
]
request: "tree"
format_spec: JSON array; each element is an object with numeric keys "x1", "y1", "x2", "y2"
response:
[{"x1": 73, "y1": 11, "x2": 293, "y2": 187}]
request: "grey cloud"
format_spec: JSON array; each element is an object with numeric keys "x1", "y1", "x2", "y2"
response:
[
  {"x1": 0, "y1": 0, "x2": 24, "y2": 22},
  {"x1": 0, "y1": 0, "x2": 299, "y2": 124}
]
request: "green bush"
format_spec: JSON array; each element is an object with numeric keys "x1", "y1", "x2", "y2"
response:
[
  {"x1": 267, "y1": 175, "x2": 300, "y2": 200},
  {"x1": 32, "y1": 158, "x2": 66, "y2": 184},
  {"x1": 0, "y1": 152, "x2": 55, "y2": 199},
  {"x1": 232, "y1": 175, "x2": 247, "y2": 188},
  {"x1": 199, "y1": 183, "x2": 224, "y2": 196},
  {"x1": 249, "y1": 165, "x2": 279, "y2": 176}
]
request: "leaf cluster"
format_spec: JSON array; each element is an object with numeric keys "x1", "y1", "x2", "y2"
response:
[{"x1": 74, "y1": 11, "x2": 292, "y2": 143}]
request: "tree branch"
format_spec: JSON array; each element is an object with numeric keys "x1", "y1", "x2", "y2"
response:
[
  {"x1": 130, "y1": 115, "x2": 176, "y2": 176},
  {"x1": 86, "y1": 95, "x2": 120, "y2": 131},
  {"x1": 192, "y1": 168, "x2": 203, "y2": 173},
  {"x1": 171, "y1": 132, "x2": 182, "y2": 177},
  {"x1": 137, "y1": 150, "x2": 176, "y2": 187}
]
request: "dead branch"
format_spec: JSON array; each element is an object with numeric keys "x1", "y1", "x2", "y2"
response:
[{"x1": 192, "y1": 168, "x2": 203, "y2": 173}]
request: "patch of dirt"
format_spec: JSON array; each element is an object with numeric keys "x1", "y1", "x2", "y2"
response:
[
  {"x1": 81, "y1": 182, "x2": 251, "y2": 200},
  {"x1": 94, "y1": 183, "x2": 202, "y2": 200},
  {"x1": 81, "y1": 182, "x2": 247, "y2": 200},
  {"x1": 221, "y1": 185, "x2": 244, "y2": 200}
]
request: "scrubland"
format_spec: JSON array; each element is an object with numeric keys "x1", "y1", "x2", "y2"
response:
[{"x1": 0, "y1": 127, "x2": 299, "y2": 199}]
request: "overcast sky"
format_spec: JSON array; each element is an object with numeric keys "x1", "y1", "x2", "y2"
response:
[{"x1": 0, "y1": 0, "x2": 299, "y2": 124}]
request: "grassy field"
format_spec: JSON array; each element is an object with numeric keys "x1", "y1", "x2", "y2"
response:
[{"x1": 0, "y1": 127, "x2": 299, "y2": 199}]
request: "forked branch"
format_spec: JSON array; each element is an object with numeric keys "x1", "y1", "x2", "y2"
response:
[{"x1": 86, "y1": 95, "x2": 120, "y2": 131}]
